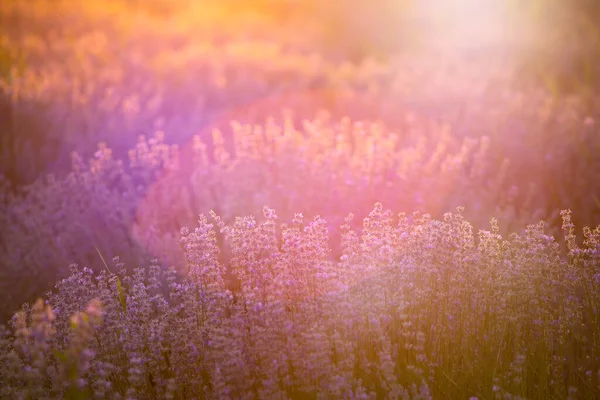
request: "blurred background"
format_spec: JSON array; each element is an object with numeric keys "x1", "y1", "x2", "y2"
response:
[
  {"x1": 1, "y1": 0, "x2": 600, "y2": 184},
  {"x1": 2, "y1": 0, "x2": 600, "y2": 179}
]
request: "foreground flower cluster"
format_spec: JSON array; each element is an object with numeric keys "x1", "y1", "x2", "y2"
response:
[{"x1": 1, "y1": 205, "x2": 599, "y2": 399}]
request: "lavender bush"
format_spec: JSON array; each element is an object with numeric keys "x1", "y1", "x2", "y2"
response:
[
  {"x1": 0, "y1": 116, "x2": 536, "y2": 323},
  {"x1": 1, "y1": 205, "x2": 599, "y2": 399}
]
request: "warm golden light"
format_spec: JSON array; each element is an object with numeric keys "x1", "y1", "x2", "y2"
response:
[{"x1": 412, "y1": 0, "x2": 516, "y2": 50}]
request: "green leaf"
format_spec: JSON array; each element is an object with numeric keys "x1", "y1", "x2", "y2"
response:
[
  {"x1": 94, "y1": 244, "x2": 126, "y2": 312},
  {"x1": 116, "y1": 277, "x2": 127, "y2": 313},
  {"x1": 70, "y1": 313, "x2": 89, "y2": 330},
  {"x1": 64, "y1": 386, "x2": 92, "y2": 400},
  {"x1": 94, "y1": 245, "x2": 111, "y2": 274},
  {"x1": 52, "y1": 349, "x2": 68, "y2": 364}
]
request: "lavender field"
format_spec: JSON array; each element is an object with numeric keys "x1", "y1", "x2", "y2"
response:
[{"x1": 1, "y1": 0, "x2": 600, "y2": 398}]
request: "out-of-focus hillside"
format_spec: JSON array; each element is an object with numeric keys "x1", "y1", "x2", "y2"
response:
[{"x1": 1, "y1": 0, "x2": 599, "y2": 183}]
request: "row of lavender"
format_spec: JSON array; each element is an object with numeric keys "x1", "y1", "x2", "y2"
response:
[
  {"x1": 1, "y1": 204, "x2": 599, "y2": 398},
  {"x1": 0, "y1": 112, "x2": 564, "y2": 324}
]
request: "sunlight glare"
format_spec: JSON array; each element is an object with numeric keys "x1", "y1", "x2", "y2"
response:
[{"x1": 414, "y1": 0, "x2": 513, "y2": 50}]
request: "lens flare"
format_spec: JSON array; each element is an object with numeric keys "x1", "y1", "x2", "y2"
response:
[{"x1": 414, "y1": 0, "x2": 512, "y2": 50}]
